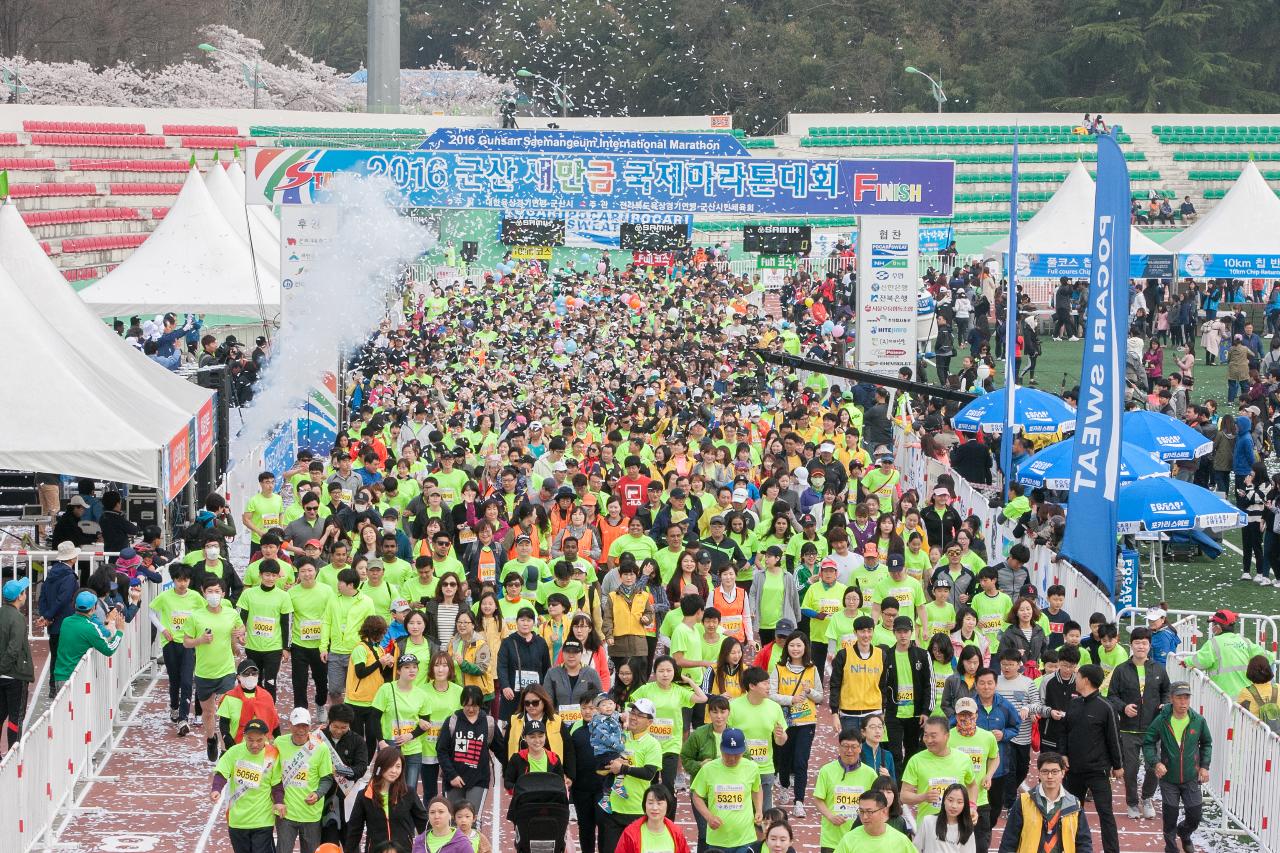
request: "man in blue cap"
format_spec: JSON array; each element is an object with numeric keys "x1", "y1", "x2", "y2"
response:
[
  {"x1": 691, "y1": 727, "x2": 764, "y2": 853},
  {"x1": 51, "y1": 589, "x2": 124, "y2": 694},
  {"x1": 0, "y1": 577, "x2": 34, "y2": 749}
]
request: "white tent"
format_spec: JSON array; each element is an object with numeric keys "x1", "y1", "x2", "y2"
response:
[
  {"x1": 1164, "y1": 161, "x2": 1280, "y2": 277},
  {"x1": 0, "y1": 260, "x2": 208, "y2": 487},
  {"x1": 986, "y1": 161, "x2": 1171, "y2": 276},
  {"x1": 0, "y1": 200, "x2": 212, "y2": 418},
  {"x1": 78, "y1": 167, "x2": 280, "y2": 319},
  {"x1": 205, "y1": 162, "x2": 280, "y2": 281},
  {"x1": 226, "y1": 160, "x2": 281, "y2": 244}
]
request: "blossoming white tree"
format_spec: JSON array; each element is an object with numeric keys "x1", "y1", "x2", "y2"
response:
[{"x1": 1, "y1": 25, "x2": 509, "y2": 115}]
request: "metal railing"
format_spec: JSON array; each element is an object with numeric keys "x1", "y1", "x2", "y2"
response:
[{"x1": 0, "y1": 574, "x2": 158, "y2": 851}]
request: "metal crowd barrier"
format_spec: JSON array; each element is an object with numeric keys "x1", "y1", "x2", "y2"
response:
[{"x1": 0, "y1": 560, "x2": 157, "y2": 852}]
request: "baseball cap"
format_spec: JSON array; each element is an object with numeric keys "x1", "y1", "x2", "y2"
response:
[
  {"x1": 720, "y1": 727, "x2": 747, "y2": 755},
  {"x1": 242, "y1": 718, "x2": 271, "y2": 735},
  {"x1": 1144, "y1": 606, "x2": 1168, "y2": 622},
  {"x1": 800, "y1": 513, "x2": 816, "y2": 527},
  {"x1": 392, "y1": 599, "x2": 412, "y2": 613},
  {"x1": 887, "y1": 552, "x2": 906, "y2": 572},
  {"x1": 2, "y1": 577, "x2": 30, "y2": 602},
  {"x1": 561, "y1": 640, "x2": 584, "y2": 654},
  {"x1": 670, "y1": 487, "x2": 688, "y2": 499},
  {"x1": 524, "y1": 718, "x2": 547, "y2": 735},
  {"x1": 237, "y1": 659, "x2": 260, "y2": 675},
  {"x1": 863, "y1": 541, "x2": 879, "y2": 557},
  {"x1": 1171, "y1": 681, "x2": 1193, "y2": 696},
  {"x1": 289, "y1": 707, "x2": 313, "y2": 726},
  {"x1": 763, "y1": 545, "x2": 784, "y2": 558},
  {"x1": 68, "y1": 495, "x2": 89, "y2": 509},
  {"x1": 732, "y1": 487, "x2": 748, "y2": 502},
  {"x1": 304, "y1": 538, "x2": 323, "y2": 549},
  {"x1": 775, "y1": 617, "x2": 797, "y2": 635},
  {"x1": 955, "y1": 697, "x2": 979, "y2": 715},
  {"x1": 1210, "y1": 609, "x2": 1238, "y2": 628},
  {"x1": 709, "y1": 514, "x2": 726, "y2": 526},
  {"x1": 74, "y1": 590, "x2": 98, "y2": 611},
  {"x1": 933, "y1": 487, "x2": 950, "y2": 498},
  {"x1": 529, "y1": 421, "x2": 543, "y2": 430},
  {"x1": 932, "y1": 575, "x2": 952, "y2": 589},
  {"x1": 397, "y1": 653, "x2": 419, "y2": 668},
  {"x1": 696, "y1": 550, "x2": 713, "y2": 563},
  {"x1": 630, "y1": 698, "x2": 657, "y2": 718},
  {"x1": 516, "y1": 606, "x2": 537, "y2": 621},
  {"x1": 893, "y1": 615, "x2": 914, "y2": 632},
  {"x1": 819, "y1": 557, "x2": 838, "y2": 572},
  {"x1": 515, "y1": 534, "x2": 532, "y2": 545}
]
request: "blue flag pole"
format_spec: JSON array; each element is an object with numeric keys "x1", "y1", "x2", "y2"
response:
[
  {"x1": 1000, "y1": 129, "x2": 1020, "y2": 501},
  {"x1": 1058, "y1": 132, "x2": 1130, "y2": 596}
]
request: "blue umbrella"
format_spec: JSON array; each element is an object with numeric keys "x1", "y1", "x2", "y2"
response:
[
  {"x1": 1116, "y1": 477, "x2": 1246, "y2": 534},
  {"x1": 1122, "y1": 410, "x2": 1212, "y2": 461},
  {"x1": 1017, "y1": 439, "x2": 1169, "y2": 490},
  {"x1": 952, "y1": 387, "x2": 1076, "y2": 435}
]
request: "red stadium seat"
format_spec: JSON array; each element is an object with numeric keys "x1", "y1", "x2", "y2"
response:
[
  {"x1": 107, "y1": 182, "x2": 183, "y2": 195},
  {"x1": 163, "y1": 125, "x2": 241, "y2": 136},
  {"x1": 0, "y1": 157, "x2": 56, "y2": 170},
  {"x1": 24, "y1": 120, "x2": 146, "y2": 134},
  {"x1": 180, "y1": 136, "x2": 256, "y2": 149},
  {"x1": 7, "y1": 182, "x2": 99, "y2": 198},
  {"x1": 69, "y1": 158, "x2": 190, "y2": 173},
  {"x1": 22, "y1": 208, "x2": 141, "y2": 227},
  {"x1": 30, "y1": 133, "x2": 167, "y2": 148}
]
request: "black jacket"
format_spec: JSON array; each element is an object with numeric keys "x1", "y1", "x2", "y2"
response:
[
  {"x1": 99, "y1": 510, "x2": 139, "y2": 553},
  {"x1": 1034, "y1": 672, "x2": 1079, "y2": 752},
  {"x1": 1106, "y1": 658, "x2": 1171, "y2": 733},
  {"x1": 437, "y1": 709, "x2": 502, "y2": 790},
  {"x1": 568, "y1": 719, "x2": 602, "y2": 792},
  {"x1": 495, "y1": 632, "x2": 551, "y2": 718},
  {"x1": 344, "y1": 784, "x2": 427, "y2": 853},
  {"x1": 950, "y1": 440, "x2": 994, "y2": 485},
  {"x1": 922, "y1": 504, "x2": 963, "y2": 551},
  {"x1": 880, "y1": 643, "x2": 933, "y2": 718},
  {"x1": 1062, "y1": 691, "x2": 1123, "y2": 775},
  {"x1": 996, "y1": 624, "x2": 1049, "y2": 665}
]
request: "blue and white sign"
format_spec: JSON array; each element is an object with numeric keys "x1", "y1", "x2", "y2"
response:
[
  {"x1": 1016, "y1": 253, "x2": 1174, "y2": 279},
  {"x1": 1179, "y1": 253, "x2": 1280, "y2": 279},
  {"x1": 503, "y1": 209, "x2": 692, "y2": 249},
  {"x1": 248, "y1": 148, "x2": 957, "y2": 216},
  {"x1": 420, "y1": 127, "x2": 750, "y2": 157},
  {"x1": 918, "y1": 225, "x2": 954, "y2": 253},
  {"x1": 1117, "y1": 549, "x2": 1140, "y2": 611}
]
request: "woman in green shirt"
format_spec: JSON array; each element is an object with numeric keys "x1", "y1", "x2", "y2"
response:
[
  {"x1": 631, "y1": 655, "x2": 707, "y2": 817},
  {"x1": 955, "y1": 530, "x2": 986, "y2": 576},
  {"x1": 419, "y1": 651, "x2": 464, "y2": 799},
  {"x1": 825, "y1": 585, "x2": 869, "y2": 654}
]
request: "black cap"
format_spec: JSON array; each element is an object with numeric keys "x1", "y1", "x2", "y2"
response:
[
  {"x1": 242, "y1": 718, "x2": 270, "y2": 735},
  {"x1": 800, "y1": 513, "x2": 816, "y2": 526},
  {"x1": 237, "y1": 660, "x2": 260, "y2": 676},
  {"x1": 893, "y1": 615, "x2": 914, "y2": 632},
  {"x1": 517, "y1": 606, "x2": 537, "y2": 621},
  {"x1": 763, "y1": 545, "x2": 784, "y2": 558},
  {"x1": 696, "y1": 549, "x2": 713, "y2": 563},
  {"x1": 561, "y1": 640, "x2": 584, "y2": 654},
  {"x1": 397, "y1": 653, "x2": 419, "y2": 668},
  {"x1": 887, "y1": 552, "x2": 906, "y2": 572},
  {"x1": 524, "y1": 718, "x2": 547, "y2": 735}
]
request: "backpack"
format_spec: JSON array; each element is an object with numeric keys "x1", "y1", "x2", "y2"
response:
[{"x1": 1246, "y1": 684, "x2": 1280, "y2": 734}]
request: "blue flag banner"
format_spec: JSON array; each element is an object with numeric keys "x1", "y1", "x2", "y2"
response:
[
  {"x1": 1000, "y1": 132, "x2": 1020, "y2": 497},
  {"x1": 1059, "y1": 134, "x2": 1130, "y2": 595}
]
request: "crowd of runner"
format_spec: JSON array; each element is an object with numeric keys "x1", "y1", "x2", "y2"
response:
[{"x1": 10, "y1": 253, "x2": 1280, "y2": 853}]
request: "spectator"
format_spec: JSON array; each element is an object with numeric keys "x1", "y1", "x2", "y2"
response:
[
  {"x1": 0, "y1": 578, "x2": 34, "y2": 749},
  {"x1": 1236, "y1": 654, "x2": 1280, "y2": 732},
  {"x1": 1180, "y1": 196, "x2": 1197, "y2": 222},
  {"x1": 51, "y1": 589, "x2": 125, "y2": 694}
]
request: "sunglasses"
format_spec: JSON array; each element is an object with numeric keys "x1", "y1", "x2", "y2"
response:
[
  {"x1": 523, "y1": 699, "x2": 543, "y2": 706},
  {"x1": 441, "y1": 581, "x2": 458, "y2": 587}
]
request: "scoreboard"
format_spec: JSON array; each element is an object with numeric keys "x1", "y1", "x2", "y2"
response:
[
  {"x1": 743, "y1": 224, "x2": 811, "y2": 255},
  {"x1": 500, "y1": 216, "x2": 565, "y2": 246},
  {"x1": 619, "y1": 221, "x2": 691, "y2": 251}
]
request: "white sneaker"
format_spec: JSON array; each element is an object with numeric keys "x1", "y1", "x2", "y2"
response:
[
  {"x1": 793, "y1": 801, "x2": 806, "y2": 819},
  {"x1": 1127, "y1": 804, "x2": 1141, "y2": 819},
  {"x1": 1069, "y1": 336, "x2": 1081, "y2": 341},
  {"x1": 1255, "y1": 573, "x2": 1269, "y2": 584},
  {"x1": 1142, "y1": 799, "x2": 1157, "y2": 819},
  {"x1": 1273, "y1": 577, "x2": 1280, "y2": 587},
  {"x1": 1242, "y1": 572, "x2": 1253, "y2": 581}
]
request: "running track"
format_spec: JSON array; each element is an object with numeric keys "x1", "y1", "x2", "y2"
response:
[{"x1": 45, "y1": 655, "x2": 1196, "y2": 853}]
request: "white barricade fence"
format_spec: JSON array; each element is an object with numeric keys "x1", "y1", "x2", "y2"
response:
[
  {"x1": 0, "y1": 572, "x2": 157, "y2": 852},
  {"x1": 0, "y1": 550, "x2": 122, "y2": 641},
  {"x1": 1184, "y1": 663, "x2": 1280, "y2": 852}
]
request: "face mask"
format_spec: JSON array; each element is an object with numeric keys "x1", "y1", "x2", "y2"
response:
[
  {"x1": 383, "y1": 522, "x2": 396, "y2": 532},
  {"x1": 811, "y1": 478, "x2": 825, "y2": 490},
  {"x1": 205, "y1": 592, "x2": 222, "y2": 608},
  {"x1": 240, "y1": 675, "x2": 258, "y2": 691},
  {"x1": 205, "y1": 548, "x2": 220, "y2": 560}
]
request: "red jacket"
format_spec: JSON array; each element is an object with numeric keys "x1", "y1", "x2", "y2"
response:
[{"x1": 616, "y1": 817, "x2": 691, "y2": 853}]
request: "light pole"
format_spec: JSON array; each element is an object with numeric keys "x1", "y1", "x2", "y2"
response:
[
  {"x1": 0, "y1": 64, "x2": 29, "y2": 104},
  {"x1": 905, "y1": 66, "x2": 946, "y2": 114},
  {"x1": 516, "y1": 68, "x2": 572, "y2": 118},
  {"x1": 198, "y1": 43, "x2": 265, "y2": 109}
]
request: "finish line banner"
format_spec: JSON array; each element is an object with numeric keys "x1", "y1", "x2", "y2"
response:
[{"x1": 247, "y1": 148, "x2": 955, "y2": 216}]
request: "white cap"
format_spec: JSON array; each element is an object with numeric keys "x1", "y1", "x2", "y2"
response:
[
  {"x1": 529, "y1": 420, "x2": 543, "y2": 430},
  {"x1": 819, "y1": 441, "x2": 836, "y2": 453},
  {"x1": 289, "y1": 707, "x2": 313, "y2": 725},
  {"x1": 1145, "y1": 606, "x2": 1168, "y2": 622},
  {"x1": 732, "y1": 487, "x2": 748, "y2": 501},
  {"x1": 630, "y1": 697, "x2": 657, "y2": 717}
]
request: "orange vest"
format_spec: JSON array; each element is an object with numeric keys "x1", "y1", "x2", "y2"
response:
[
  {"x1": 712, "y1": 586, "x2": 749, "y2": 642},
  {"x1": 599, "y1": 517, "x2": 628, "y2": 563}
]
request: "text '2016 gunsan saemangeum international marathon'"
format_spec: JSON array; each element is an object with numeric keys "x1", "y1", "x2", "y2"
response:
[{"x1": 1, "y1": 11, "x2": 1279, "y2": 853}]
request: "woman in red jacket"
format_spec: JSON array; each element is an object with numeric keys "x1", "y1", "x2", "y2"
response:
[{"x1": 616, "y1": 785, "x2": 691, "y2": 853}]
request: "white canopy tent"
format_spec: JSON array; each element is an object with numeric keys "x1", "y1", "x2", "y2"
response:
[
  {"x1": 205, "y1": 162, "x2": 281, "y2": 281},
  {"x1": 226, "y1": 160, "x2": 281, "y2": 244},
  {"x1": 0, "y1": 200, "x2": 212, "y2": 417},
  {"x1": 0, "y1": 259, "x2": 210, "y2": 488},
  {"x1": 986, "y1": 161, "x2": 1173, "y2": 278},
  {"x1": 1164, "y1": 161, "x2": 1280, "y2": 278},
  {"x1": 77, "y1": 167, "x2": 280, "y2": 320}
]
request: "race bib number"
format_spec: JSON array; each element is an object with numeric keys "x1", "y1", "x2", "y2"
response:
[
  {"x1": 833, "y1": 784, "x2": 866, "y2": 815},
  {"x1": 894, "y1": 591, "x2": 912, "y2": 605},
  {"x1": 928, "y1": 776, "x2": 958, "y2": 801},
  {"x1": 286, "y1": 767, "x2": 310, "y2": 789},
  {"x1": 516, "y1": 670, "x2": 540, "y2": 690},
  {"x1": 897, "y1": 686, "x2": 914, "y2": 705},
  {"x1": 934, "y1": 675, "x2": 948, "y2": 692},
  {"x1": 818, "y1": 598, "x2": 840, "y2": 616},
  {"x1": 299, "y1": 620, "x2": 322, "y2": 642},
  {"x1": 650, "y1": 717, "x2": 675, "y2": 741},
  {"x1": 234, "y1": 760, "x2": 263, "y2": 789},
  {"x1": 170, "y1": 610, "x2": 192, "y2": 632},
  {"x1": 559, "y1": 704, "x2": 582, "y2": 725},
  {"x1": 479, "y1": 558, "x2": 496, "y2": 584},
  {"x1": 979, "y1": 614, "x2": 1002, "y2": 632},
  {"x1": 393, "y1": 719, "x2": 417, "y2": 739},
  {"x1": 956, "y1": 746, "x2": 984, "y2": 772},
  {"x1": 262, "y1": 514, "x2": 281, "y2": 528},
  {"x1": 457, "y1": 528, "x2": 476, "y2": 545},
  {"x1": 713, "y1": 783, "x2": 746, "y2": 811},
  {"x1": 422, "y1": 722, "x2": 442, "y2": 741},
  {"x1": 789, "y1": 699, "x2": 815, "y2": 723},
  {"x1": 720, "y1": 615, "x2": 743, "y2": 637},
  {"x1": 339, "y1": 490, "x2": 354, "y2": 506},
  {"x1": 747, "y1": 738, "x2": 770, "y2": 764},
  {"x1": 251, "y1": 616, "x2": 277, "y2": 638}
]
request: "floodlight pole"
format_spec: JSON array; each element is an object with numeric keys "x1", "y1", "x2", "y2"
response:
[{"x1": 367, "y1": 0, "x2": 401, "y2": 113}]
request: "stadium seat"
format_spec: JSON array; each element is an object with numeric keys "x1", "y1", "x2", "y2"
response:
[
  {"x1": 30, "y1": 132, "x2": 167, "y2": 148},
  {"x1": 162, "y1": 125, "x2": 241, "y2": 136},
  {"x1": 23, "y1": 120, "x2": 146, "y2": 134},
  {"x1": 107, "y1": 182, "x2": 184, "y2": 195}
]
